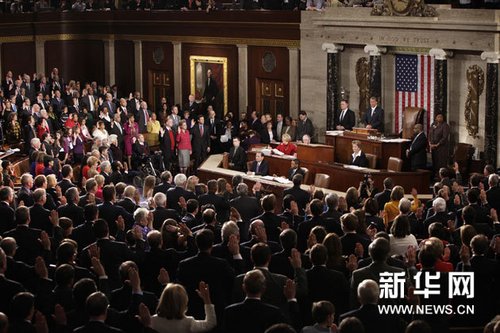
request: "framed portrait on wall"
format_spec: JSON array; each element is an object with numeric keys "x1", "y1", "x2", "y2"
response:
[{"x1": 190, "y1": 55, "x2": 228, "y2": 117}]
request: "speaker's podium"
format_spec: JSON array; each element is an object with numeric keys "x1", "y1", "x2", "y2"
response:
[{"x1": 325, "y1": 129, "x2": 410, "y2": 170}]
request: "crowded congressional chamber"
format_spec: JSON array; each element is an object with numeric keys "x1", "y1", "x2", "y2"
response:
[{"x1": 0, "y1": 2, "x2": 499, "y2": 333}]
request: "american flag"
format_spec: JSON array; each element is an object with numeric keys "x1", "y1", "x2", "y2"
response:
[{"x1": 395, "y1": 54, "x2": 434, "y2": 133}]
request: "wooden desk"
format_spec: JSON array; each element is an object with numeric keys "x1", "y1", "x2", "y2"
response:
[
  {"x1": 197, "y1": 154, "x2": 345, "y2": 211},
  {"x1": 247, "y1": 151, "x2": 432, "y2": 195},
  {"x1": 325, "y1": 132, "x2": 410, "y2": 169}
]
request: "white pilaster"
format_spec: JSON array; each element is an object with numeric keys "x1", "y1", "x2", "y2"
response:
[
  {"x1": 133, "y1": 40, "x2": 143, "y2": 94},
  {"x1": 173, "y1": 41, "x2": 183, "y2": 104},
  {"x1": 288, "y1": 47, "x2": 300, "y2": 118},
  {"x1": 237, "y1": 44, "x2": 248, "y2": 118},
  {"x1": 35, "y1": 39, "x2": 45, "y2": 74},
  {"x1": 104, "y1": 39, "x2": 116, "y2": 85}
]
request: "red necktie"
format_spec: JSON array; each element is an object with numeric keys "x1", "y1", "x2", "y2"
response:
[
  {"x1": 168, "y1": 129, "x2": 174, "y2": 151},
  {"x1": 200, "y1": 125, "x2": 204, "y2": 136}
]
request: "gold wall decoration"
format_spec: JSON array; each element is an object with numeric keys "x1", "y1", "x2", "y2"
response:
[
  {"x1": 190, "y1": 55, "x2": 228, "y2": 115},
  {"x1": 371, "y1": 0, "x2": 437, "y2": 17},
  {"x1": 464, "y1": 65, "x2": 484, "y2": 138},
  {"x1": 355, "y1": 57, "x2": 370, "y2": 123}
]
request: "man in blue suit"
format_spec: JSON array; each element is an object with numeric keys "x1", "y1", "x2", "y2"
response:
[{"x1": 363, "y1": 97, "x2": 384, "y2": 133}]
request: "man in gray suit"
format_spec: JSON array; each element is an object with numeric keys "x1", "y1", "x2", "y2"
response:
[
  {"x1": 137, "y1": 101, "x2": 152, "y2": 134},
  {"x1": 350, "y1": 238, "x2": 407, "y2": 308}
]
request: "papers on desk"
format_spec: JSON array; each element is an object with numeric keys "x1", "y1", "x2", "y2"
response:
[
  {"x1": 381, "y1": 138, "x2": 411, "y2": 143},
  {"x1": 272, "y1": 148, "x2": 284, "y2": 156},
  {"x1": 261, "y1": 149, "x2": 272, "y2": 156},
  {"x1": 261, "y1": 176, "x2": 292, "y2": 184},
  {"x1": 7, "y1": 148, "x2": 20, "y2": 153},
  {"x1": 325, "y1": 130, "x2": 344, "y2": 136},
  {"x1": 343, "y1": 164, "x2": 380, "y2": 172}
]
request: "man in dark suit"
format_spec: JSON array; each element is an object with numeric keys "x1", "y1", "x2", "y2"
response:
[
  {"x1": 248, "y1": 151, "x2": 269, "y2": 176},
  {"x1": 198, "y1": 180, "x2": 230, "y2": 222},
  {"x1": 97, "y1": 186, "x2": 133, "y2": 237},
  {"x1": 307, "y1": 244, "x2": 349, "y2": 316},
  {"x1": 456, "y1": 235, "x2": 500, "y2": 326},
  {"x1": 241, "y1": 220, "x2": 282, "y2": 253},
  {"x1": 78, "y1": 179, "x2": 103, "y2": 208},
  {"x1": 116, "y1": 186, "x2": 139, "y2": 215},
  {"x1": 74, "y1": 292, "x2": 125, "y2": 333},
  {"x1": 153, "y1": 171, "x2": 173, "y2": 195},
  {"x1": 29, "y1": 189, "x2": 53, "y2": 234},
  {"x1": 191, "y1": 115, "x2": 211, "y2": 171},
  {"x1": 177, "y1": 229, "x2": 235, "y2": 326},
  {"x1": 339, "y1": 279, "x2": 401, "y2": 333},
  {"x1": 3, "y1": 206, "x2": 49, "y2": 266},
  {"x1": 181, "y1": 199, "x2": 200, "y2": 229},
  {"x1": 127, "y1": 91, "x2": 142, "y2": 117},
  {"x1": 223, "y1": 269, "x2": 290, "y2": 333},
  {"x1": 321, "y1": 193, "x2": 344, "y2": 236},
  {"x1": 228, "y1": 137, "x2": 247, "y2": 171},
  {"x1": 250, "y1": 194, "x2": 283, "y2": 243},
  {"x1": 335, "y1": 99, "x2": 356, "y2": 131},
  {"x1": 231, "y1": 243, "x2": 304, "y2": 323},
  {"x1": 296, "y1": 111, "x2": 314, "y2": 143},
  {"x1": 406, "y1": 124, "x2": 428, "y2": 171},
  {"x1": 159, "y1": 118, "x2": 176, "y2": 172},
  {"x1": 350, "y1": 238, "x2": 405, "y2": 308},
  {"x1": 58, "y1": 165, "x2": 76, "y2": 196},
  {"x1": 486, "y1": 174, "x2": 500, "y2": 212},
  {"x1": 203, "y1": 69, "x2": 218, "y2": 108},
  {"x1": 340, "y1": 213, "x2": 371, "y2": 258},
  {"x1": 283, "y1": 174, "x2": 311, "y2": 215},
  {"x1": 166, "y1": 174, "x2": 197, "y2": 213},
  {"x1": 132, "y1": 134, "x2": 150, "y2": 169},
  {"x1": 58, "y1": 187, "x2": 85, "y2": 227},
  {"x1": 80, "y1": 88, "x2": 97, "y2": 114},
  {"x1": 287, "y1": 159, "x2": 305, "y2": 181},
  {"x1": 349, "y1": 140, "x2": 368, "y2": 168},
  {"x1": 269, "y1": 229, "x2": 312, "y2": 280},
  {"x1": 51, "y1": 90, "x2": 65, "y2": 115},
  {"x1": 363, "y1": 96, "x2": 384, "y2": 133},
  {"x1": 230, "y1": 183, "x2": 262, "y2": 241},
  {"x1": 297, "y1": 199, "x2": 327, "y2": 252},
  {"x1": 71, "y1": 204, "x2": 98, "y2": 252},
  {"x1": 109, "y1": 261, "x2": 158, "y2": 313},
  {"x1": 80, "y1": 219, "x2": 143, "y2": 290},
  {"x1": 0, "y1": 248, "x2": 26, "y2": 314},
  {"x1": 374, "y1": 177, "x2": 393, "y2": 212},
  {"x1": 211, "y1": 221, "x2": 251, "y2": 275},
  {"x1": 0, "y1": 187, "x2": 16, "y2": 235},
  {"x1": 152, "y1": 193, "x2": 181, "y2": 230},
  {"x1": 17, "y1": 173, "x2": 34, "y2": 207},
  {"x1": 184, "y1": 94, "x2": 199, "y2": 117}
]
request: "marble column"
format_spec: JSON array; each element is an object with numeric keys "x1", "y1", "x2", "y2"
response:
[
  {"x1": 429, "y1": 48, "x2": 452, "y2": 118},
  {"x1": 104, "y1": 39, "x2": 116, "y2": 85},
  {"x1": 173, "y1": 41, "x2": 182, "y2": 104},
  {"x1": 133, "y1": 40, "x2": 143, "y2": 94},
  {"x1": 288, "y1": 47, "x2": 300, "y2": 119},
  {"x1": 35, "y1": 39, "x2": 45, "y2": 75},
  {"x1": 364, "y1": 44, "x2": 386, "y2": 103},
  {"x1": 237, "y1": 44, "x2": 248, "y2": 116},
  {"x1": 322, "y1": 43, "x2": 344, "y2": 131},
  {"x1": 481, "y1": 51, "x2": 499, "y2": 167}
]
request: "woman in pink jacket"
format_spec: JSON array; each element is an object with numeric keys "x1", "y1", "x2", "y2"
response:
[{"x1": 176, "y1": 119, "x2": 192, "y2": 174}]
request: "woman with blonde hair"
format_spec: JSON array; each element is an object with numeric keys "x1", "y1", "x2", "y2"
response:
[
  {"x1": 150, "y1": 282, "x2": 216, "y2": 333},
  {"x1": 275, "y1": 133, "x2": 297, "y2": 157},
  {"x1": 141, "y1": 175, "x2": 156, "y2": 207},
  {"x1": 383, "y1": 186, "x2": 420, "y2": 227}
]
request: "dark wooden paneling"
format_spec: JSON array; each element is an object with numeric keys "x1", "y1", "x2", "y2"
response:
[
  {"x1": 0, "y1": 11, "x2": 300, "y2": 41},
  {"x1": 1, "y1": 42, "x2": 36, "y2": 79},
  {"x1": 44, "y1": 40, "x2": 104, "y2": 85},
  {"x1": 181, "y1": 43, "x2": 238, "y2": 116},
  {"x1": 248, "y1": 46, "x2": 289, "y2": 114},
  {"x1": 142, "y1": 42, "x2": 174, "y2": 108},
  {"x1": 114, "y1": 40, "x2": 135, "y2": 97}
]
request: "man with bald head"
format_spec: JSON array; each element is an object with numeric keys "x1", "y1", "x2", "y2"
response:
[{"x1": 406, "y1": 123, "x2": 428, "y2": 171}]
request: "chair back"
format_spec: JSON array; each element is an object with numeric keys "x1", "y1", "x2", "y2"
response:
[
  {"x1": 387, "y1": 157, "x2": 403, "y2": 172},
  {"x1": 402, "y1": 107, "x2": 424, "y2": 139},
  {"x1": 365, "y1": 153, "x2": 377, "y2": 169},
  {"x1": 314, "y1": 173, "x2": 331, "y2": 188}
]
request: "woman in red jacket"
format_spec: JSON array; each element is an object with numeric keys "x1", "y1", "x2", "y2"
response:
[{"x1": 176, "y1": 119, "x2": 192, "y2": 175}]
